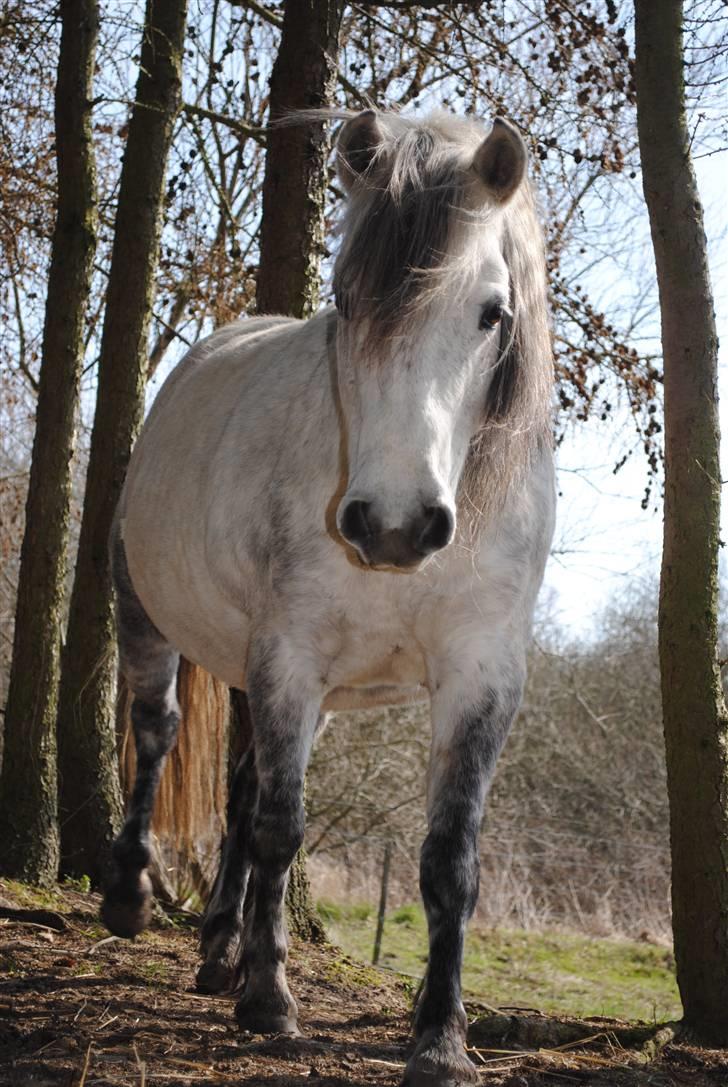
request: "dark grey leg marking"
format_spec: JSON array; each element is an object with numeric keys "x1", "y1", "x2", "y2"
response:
[
  {"x1": 198, "y1": 697, "x2": 329, "y2": 998},
  {"x1": 404, "y1": 685, "x2": 522, "y2": 1087},
  {"x1": 235, "y1": 774, "x2": 305, "y2": 1034},
  {"x1": 101, "y1": 530, "x2": 180, "y2": 939},
  {"x1": 197, "y1": 739, "x2": 258, "y2": 993},
  {"x1": 233, "y1": 642, "x2": 321, "y2": 1036}
]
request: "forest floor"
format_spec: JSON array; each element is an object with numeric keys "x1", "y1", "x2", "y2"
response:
[{"x1": 1, "y1": 881, "x2": 727, "y2": 1087}]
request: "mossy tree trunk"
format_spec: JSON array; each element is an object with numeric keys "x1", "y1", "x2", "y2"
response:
[
  {"x1": 56, "y1": 0, "x2": 188, "y2": 883},
  {"x1": 635, "y1": 0, "x2": 728, "y2": 1044},
  {"x1": 254, "y1": 0, "x2": 344, "y2": 939},
  {"x1": 0, "y1": 0, "x2": 99, "y2": 885}
]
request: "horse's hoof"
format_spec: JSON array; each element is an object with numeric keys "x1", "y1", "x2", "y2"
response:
[
  {"x1": 196, "y1": 959, "x2": 238, "y2": 994},
  {"x1": 235, "y1": 995, "x2": 300, "y2": 1036},
  {"x1": 402, "y1": 1057, "x2": 478, "y2": 1087},
  {"x1": 402, "y1": 1028, "x2": 478, "y2": 1087},
  {"x1": 101, "y1": 869, "x2": 153, "y2": 939}
]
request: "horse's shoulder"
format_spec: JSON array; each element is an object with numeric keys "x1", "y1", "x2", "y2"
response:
[{"x1": 193, "y1": 315, "x2": 301, "y2": 365}]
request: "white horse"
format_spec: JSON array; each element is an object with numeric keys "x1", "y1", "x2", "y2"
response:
[{"x1": 102, "y1": 109, "x2": 555, "y2": 1087}]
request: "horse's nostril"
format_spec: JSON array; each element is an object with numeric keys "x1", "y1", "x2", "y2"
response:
[
  {"x1": 340, "y1": 499, "x2": 373, "y2": 547},
  {"x1": 419, "y1": 505, "x2": 455, "y2": 554}
]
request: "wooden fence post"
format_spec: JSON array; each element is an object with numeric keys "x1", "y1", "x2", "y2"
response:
[{"x1": 372, "y1": 840, "x2": 392, "y2": 965}]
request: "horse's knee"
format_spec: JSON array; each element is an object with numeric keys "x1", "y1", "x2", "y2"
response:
[
  {"x1": 251, "y1": 801, "x2": 305, "y2": 872},
  {"x1": 420, "y1": 828, "x2": 480, "y2": 924},
  {"x1": 131, "y1": 696, "x2": 180, "y2": 761}
]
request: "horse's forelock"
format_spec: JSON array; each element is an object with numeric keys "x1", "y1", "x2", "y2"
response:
[{"x1": 333, "y1": 120, "x2": 468, "y2": 344}]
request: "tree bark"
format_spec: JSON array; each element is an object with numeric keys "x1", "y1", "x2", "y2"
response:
[
  {"x1": 255, "y1": 0, "x2": 344, "y2": 317},
  {"x1": 56, "y1": 0, "x2": 188, "y2": 883},
  {"x1": 635, "y1": 0, "x2": 728, "y2": 1044},
  {"x1": 253, "y1": 0, "x2": 344, "y2": 938},
  {"x1": 0, "y1": 0, "x2": 99, "y2": 885}
]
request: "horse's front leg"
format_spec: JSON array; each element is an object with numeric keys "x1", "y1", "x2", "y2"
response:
[
  {"x1": 234, "y1": 640, "x2": 322, "y2": 1036},
  {"x1": 404, "y1": 664, "x2": 524, "y2": 1087}
]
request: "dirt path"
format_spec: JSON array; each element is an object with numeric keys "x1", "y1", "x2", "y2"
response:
[{"x1": 0, "y1": 883, "x2": 726, "y2": 1086}]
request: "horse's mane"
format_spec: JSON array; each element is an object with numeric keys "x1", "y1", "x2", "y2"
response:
[{"x1": 459, "y1": 174, "x2": 554, "y2": 528}]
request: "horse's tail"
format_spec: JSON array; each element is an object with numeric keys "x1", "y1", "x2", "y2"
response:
[{"x1": 118, "y1": 658, "x2": 229, "y2": 896}]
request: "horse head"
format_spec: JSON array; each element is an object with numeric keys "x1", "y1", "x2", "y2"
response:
[{"x1": 332, "y1": 110, "x2": 546, "y2": 570}]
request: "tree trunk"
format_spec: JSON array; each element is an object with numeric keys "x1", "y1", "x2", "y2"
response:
[
  {"x1": 285, "y1": 835, "x2": 325, "y2": 943},
  {"x1": 255, "y1": 0, "x2": 344, "y2": 318},
  {"x1": 56, "y1": 0, "x2": 188, "y2": 883},
  {"x1": 634, "y1": 0, "x2": 728, "y2": 1044},
  {"x1": 0, "y1": 0, "x2": 99, "y2": 885},
  {"x1": 253, "y1": 0, "x2": 344, "y2": 938}
]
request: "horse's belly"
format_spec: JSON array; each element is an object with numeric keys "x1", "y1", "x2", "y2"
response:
[
  {"x1": 323, "y1": 684, "x2": 428, "y2": 711},
  {"x1": 145, "y1": 592, "x2": 249, "y2": 690},
  {"x1": 166, "y1": 612, "x2": 250, "y2": 690},
  {"x1": 122, "y1": 518, "x2": 251, "y2": 689}
]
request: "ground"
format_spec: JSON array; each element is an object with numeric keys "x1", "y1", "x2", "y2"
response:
[{"x1": 1, "y1": 882, "x2": 726, "y2": 1086}]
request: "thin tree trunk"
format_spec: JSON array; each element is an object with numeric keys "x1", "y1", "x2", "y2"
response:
[
  {"x1": 254, "y1": 0, "x2": 344, "y2": 938},
  {"x1": 0, "y1": 0, "x2": 99, "y2": 885},
  {"x1": 255, "y1": 0, "x2": 344, "y2": 318},
  {"x1": 56, "y1": 0, "x2": 188, "y2": 883},
  {"x1": 635, "y1": 0, "x2": 728, "y2": 1044}
]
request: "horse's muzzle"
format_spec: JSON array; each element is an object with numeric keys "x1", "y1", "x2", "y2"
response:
[{"x1": 339, "y1": 499, "x2": 455, "y2": 570}]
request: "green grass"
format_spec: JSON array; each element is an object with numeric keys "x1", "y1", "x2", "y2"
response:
[
  {"x1": 321, "y1": 901, "x2": 681, "y2": 1023},
  {"x1": 138, "y1": 960, "x2": 171, "y2": 985},
  {"x1": 61, "y1": 874, "x2": 91, "y2": 893},
  {"x1": 1, "y1": 879, "x2": 70, "y2": 912}
]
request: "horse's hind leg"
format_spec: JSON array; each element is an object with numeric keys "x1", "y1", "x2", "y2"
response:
[
  {"x1": 197, "y1": 691, "x2": 258, "y2": 993},
  {"x1": 101, "y1": 531, "x2": 181, "y2": 939}
]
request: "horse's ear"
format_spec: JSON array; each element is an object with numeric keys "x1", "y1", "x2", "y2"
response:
[
  {"x1": 472, "y1": 118, "x2": 527, "y2": 204},
  {"x1": 337, "y1": 110, "x2": 383, "y2": 190}
]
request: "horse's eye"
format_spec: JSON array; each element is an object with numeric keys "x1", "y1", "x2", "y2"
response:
[{"x1": 479, "y1": 302, "x2": 504, "y2": 332}]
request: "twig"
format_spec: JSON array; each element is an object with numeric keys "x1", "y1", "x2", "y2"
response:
[
  {"x1": 0, "y1": 919, "x2": 59, "y2": 935},
  {"x1": 231, "y1": 0, "x2": 282, "y2": 28},
  {"x1": 87, "y1": 935, "x2": 119, "y2": 956},
  {"x1": 78, "y1": 1044, "x2": 93, "y2": 1087},
  {"x1": 0, "y1": 907, "x2": 68, "y2": 931},
  {"x1": 182, "y1": 103, "x2": 266, "y2": 145},
  {"x1": 134, "y1": 1043, "x2": 146, "y2": 1087}
]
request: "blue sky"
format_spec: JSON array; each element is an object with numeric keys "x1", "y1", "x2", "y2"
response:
[{"x1": 543, "y1": 149, "x2": 727, "y2": 637}]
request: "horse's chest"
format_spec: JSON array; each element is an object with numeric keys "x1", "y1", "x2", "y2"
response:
[
  {"x1": 333, "y1": 628, "x2": 427, "y2": 689},
  {"x1": 288, "y1": 571, "x2": 436, "y2": 692}
]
